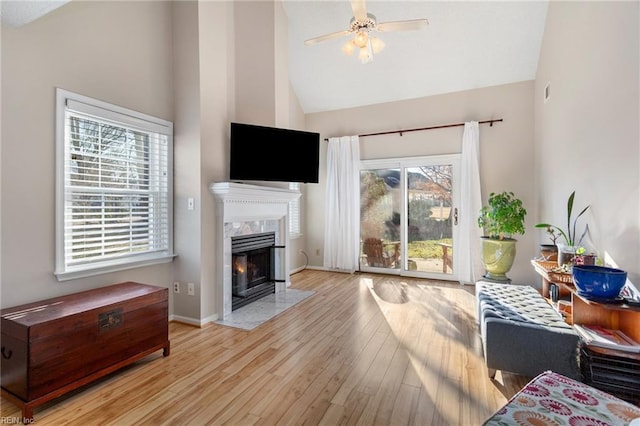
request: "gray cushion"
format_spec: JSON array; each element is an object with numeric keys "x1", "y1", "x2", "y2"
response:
[
  {"x1": 477, "y1": 282, "x2": 571, "y2": 329},
  {"x1": 476, "y1": 281, "x2": 580, "y2": 380}
]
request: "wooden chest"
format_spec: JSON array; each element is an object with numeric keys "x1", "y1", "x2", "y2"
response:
[{"x1": 1, "y1": 282, "x2": 170, "y2": 421}]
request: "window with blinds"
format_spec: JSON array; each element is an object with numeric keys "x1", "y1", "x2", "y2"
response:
[
  {"x1": 289, "y1": 182, "x2": 301, "y2": 237},
  {"x1": 55, "y1": 89, "x2": 174, "y2": 280}
]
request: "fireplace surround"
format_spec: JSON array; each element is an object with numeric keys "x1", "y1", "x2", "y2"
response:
[{"x1": 209, "y1": 182, "x2": 300, "y2": 319}]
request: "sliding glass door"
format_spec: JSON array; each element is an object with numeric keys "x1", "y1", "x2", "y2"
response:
[
  {"x1": 360, "y1": 167, "x2": 402, "y2": 272},
  {"x1": 359, "y1": 155, "x2": 460, "y2": 280}
]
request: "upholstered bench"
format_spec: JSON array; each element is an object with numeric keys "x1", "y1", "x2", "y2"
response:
[
  {"x1": 476, "y1": 281, "x2": 580, "y2": 380},
  {"x1": 483, "y1": 370, "x2": 640, "y2": 425}
]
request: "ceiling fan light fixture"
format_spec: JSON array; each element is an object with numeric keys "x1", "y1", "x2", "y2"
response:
[
  {"x1": 358, "y1": 41, "x2": 373, "y2": 64},
  {"x1": 304, "y1": 0, "x2": 429, "y2": 65},
  {"x1": 370, "y1": 36, "x2": 384, "y2": 54},
  {"x1": 354, "y1": 30, "x2": 369, "y2": 48},
  {"x1": 342, "y1": 40, "x2": 356, "y2": 56},
  {"x1": 358, "y1": 47, "x2": 370, "y2": 63}
]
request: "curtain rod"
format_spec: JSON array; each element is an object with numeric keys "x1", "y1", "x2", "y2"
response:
[{"x1": 323, "y1": 118, "x2": 503, "y2": 141}]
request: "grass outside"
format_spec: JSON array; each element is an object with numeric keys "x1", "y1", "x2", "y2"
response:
[{"x1": 407, "y1": 238, "x2": 452, "y2": 259}]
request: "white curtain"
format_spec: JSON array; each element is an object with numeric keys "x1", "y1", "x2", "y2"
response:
[
  {"x1": 323, "y1": 136, "x2": 360, "y2": 272},
  {"x1": 455, "y1": 121, "x2": 484, "y2": 284}
]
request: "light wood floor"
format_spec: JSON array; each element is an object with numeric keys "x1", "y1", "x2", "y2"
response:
[{"x1": 1, "y1": 270, "x2": 531, "y2": 425}]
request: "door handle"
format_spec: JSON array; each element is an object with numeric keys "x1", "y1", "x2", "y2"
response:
[{"x1": 454, "y1": 207, "x2": 458, "y2": 226}]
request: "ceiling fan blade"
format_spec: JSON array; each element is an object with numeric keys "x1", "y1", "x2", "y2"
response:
[
  {"x1": 377, "y1": 19, "x2": 429, "y2": 32},
  {"x1": 304, "y1": 29, "x2": 352, "y2": 46},
  {"x1": 350, "y1": 0, "x2": 367, "y2": 22}
]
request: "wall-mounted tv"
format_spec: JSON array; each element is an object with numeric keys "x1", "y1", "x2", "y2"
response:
[{"x1": 230, "y1": 122, "x2": 320, "y2": 184}]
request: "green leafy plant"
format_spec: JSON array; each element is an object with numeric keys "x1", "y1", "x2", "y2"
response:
[
  {"x1": 535, "y1": 191, "x2": 590, "y2": 246},
  {"x1": 478, "y1": 191, "x2": 527, "y2": 240}
]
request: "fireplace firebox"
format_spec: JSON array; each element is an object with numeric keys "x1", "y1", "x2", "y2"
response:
[{"x1": 231, "y1": 232, "x2": 284, "y2": 310}]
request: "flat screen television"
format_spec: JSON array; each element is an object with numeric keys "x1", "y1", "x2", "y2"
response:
[{"x1": 229, "y1": 122, "x2": 320, "y2": 183}]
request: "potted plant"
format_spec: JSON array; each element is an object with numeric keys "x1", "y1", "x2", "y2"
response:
[
  {"x1": 535, "y1": 191, "x2": 591, "y2": 268},
  {"x1": 477, "y1": 191, "x2": 527, "y2": 282}
]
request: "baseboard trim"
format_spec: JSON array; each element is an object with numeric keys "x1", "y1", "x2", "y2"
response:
[
  {"x1": 170, "y1": 313, "x2": 218, "y2": 327},
  {"x1": 290, "y1": 265, "x2": 306, "y2": 274},
  {"x1": 303, "y1": 265, "x2": 353, "y2": 273}
]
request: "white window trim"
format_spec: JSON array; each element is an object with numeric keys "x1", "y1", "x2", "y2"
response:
[{"x1": 55, "y1": 88, "x2": 175, "y2": 281}]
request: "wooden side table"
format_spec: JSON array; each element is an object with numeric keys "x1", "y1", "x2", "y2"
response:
[
  {"x1": 530, "y1": 259, "x2": 574, "y2": 298},
  {"x1": 531, "y1": 259, "x2": 640, "y2": 342},
  {"x1": 531, "y1": 259, "x2": 640, "y2": 404}
]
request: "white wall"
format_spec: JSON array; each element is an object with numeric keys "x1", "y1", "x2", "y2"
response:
[
  {"x1": 534, "y1": 1, "x2": 639, "y2": 284},
  {"x1": 306, "y1": 81, "x2": 538, "y2": 285},
  {"x1": 1, "y1": 1, "x2": 175, "y2": 308},
  {"x1": 234, "y1": 1, "x2": 276, "y2": 127},
  {"x1": 198, "y1": 0, "x2": 235, "y2": 320},
  {"x1": 172, "y1": 0, "x2": 203, "y2": 320}
]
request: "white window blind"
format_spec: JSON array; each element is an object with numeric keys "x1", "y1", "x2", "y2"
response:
[
  {"x1": 289, "y1": 182, "x2": 301, "y2": 236},
  {"x1": 55, "y1": 89, "x2": 174, "y2": 280}
]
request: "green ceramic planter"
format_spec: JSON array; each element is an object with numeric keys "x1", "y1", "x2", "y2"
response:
[{"x1": 480, "y1": 237, "x2": 517, "y2": 282}]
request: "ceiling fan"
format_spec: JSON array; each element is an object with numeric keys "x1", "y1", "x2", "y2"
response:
[{"x1": 304, "y1": 0, "x2": 429, "y2": 64}]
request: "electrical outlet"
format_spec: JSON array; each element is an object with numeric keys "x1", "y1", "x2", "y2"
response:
[
  {"x1": 187, "y1": 283, "x2": 195, "y2": 296},
  {"x1": 173, "y1": 282, "x2": 180, "y2": 293},
  {"x1": 315, "y1": 248, "x2": 320, "y2": 256}
]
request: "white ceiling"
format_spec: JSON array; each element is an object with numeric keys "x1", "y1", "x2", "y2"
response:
[
  {"x1": 1, "y1": 1, "x2": 549, "y2": 115},
  {"x1": 282, "y1": 1, "x2": 549, "y2": 113},
  {"x1": 0, "y1": 0, "x2": 70, "y2": 27}
]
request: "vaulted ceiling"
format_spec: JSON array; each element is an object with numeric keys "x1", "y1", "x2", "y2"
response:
[
  {"x1": 1, "y1": 1, "x2": 549, "y2": 115},
  {"x1": 282, "y1": 1, "x2": 549, "y2": 113}
]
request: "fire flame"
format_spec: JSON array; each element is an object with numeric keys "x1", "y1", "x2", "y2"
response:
[{"x1": 233, "y1": 257, "x2": 246, "y2": 274}]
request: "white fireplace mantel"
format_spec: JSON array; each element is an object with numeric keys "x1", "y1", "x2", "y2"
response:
[
  {"x1": 210, "y1": 181, "x2": 300, "y2": 204},
  {"x1": 209, "y1": 182, "x2": 301, "y2": 318}
]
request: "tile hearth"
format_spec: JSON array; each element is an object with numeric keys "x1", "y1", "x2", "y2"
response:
[{"x1": 214, "y1": 288, "x2": 314, "y2": 330}]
